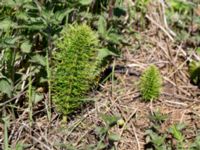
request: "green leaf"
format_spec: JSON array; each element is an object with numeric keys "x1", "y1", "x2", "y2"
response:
[
  {"x1": 95, "y1": 127, "x2": 108, "y2": 137},
  {"x1": 97, "y1": 48, "x2": 118, "y2": 61},
  {"x1": 0, "y1": 19, "x2": 13, "y2": 30},
  {"x1": 188, "y1": 61, "x2": 200, "y2": 85},
  {"x1": 108, "y1": 133, "x2": 120, "y2": 142},
  {"x1": 23, "y1": 3, "x2": 38, "y2": 10},
  {"x1": 55, "y1": 9, "x2": 74, "y2": 22},
  {"x1": 79, "y1": 12, "x2": 93, "y2": 19},
  {"x1": 196, "y1": 47, "x2": 200, "y2": 55},
  {"x1": 21, "y1": 41, "x2": 32, "y2": 53},
  {"x1": 32, "y1": 92, "x2": 44, "y2": 105},
  {"x1": 5, "y1": 36, "x2": 21, "y2": 45},
  {"x1": 176, "y1": 123, "x2": 186, "y2": 131},
  {"x1": 16, "y1": 12, "x2": 29, "y2": 21},
  {"x1": 101, "y1": 114, "x2": 120, "y2": 127},
  {"x1": 15, "y1": 142, "x2": 24, "y2": 150},
  {"x1": 96, "y1": 142, "x2": 107, "y2": 150},
  {"x1": 98, "y1": 16, "x2": 107, "y2": 35},
  {"x1": 1, "y1": 0, "x2": 16, "y2": 7},
  {"x1": 106, "y1": 33, "x2": 122, "y2": 44},
  {"x1": 79, "y1": 0, "x2": 93, "y2": 5},
  {"x1": 146, "y1": 130, "x2": 166, "y2": 147},
  {"x1": 149, "y1": 110, "x2": 168, "y2": 124},
  {"x1": 30, "y1": 54, "x2": 46, "y2": 66},
  {"x1": 0, "y1": 78, "x2": 12, "y2": 98},
  {"x1": 169, "y1": 124, "x2": 184, "y2": 142}
]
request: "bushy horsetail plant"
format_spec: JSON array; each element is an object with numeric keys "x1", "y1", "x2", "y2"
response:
[
  {"x1": 139, "y1": 65, "x2": 162, "y2": 101},
  {"x1": 51, "y1": 24, "x2": 100, "y2": 115}
]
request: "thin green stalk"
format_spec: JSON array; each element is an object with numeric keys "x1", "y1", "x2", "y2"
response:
[
  {"x1": 3, "y1": 116, "x2": 10, "y2": 150},
  {"x1": 96, "y1": 133, "x2": 108, "y2": 150},
  {"x1": 46, "y1": 48, "x2": 51, "y2": 121},
  {"x1": 111, "y1": 60, "x2": 115, "y2": 96},
  {"x1": 28, "y1": 71, "x2": 33, "y2": 125}
]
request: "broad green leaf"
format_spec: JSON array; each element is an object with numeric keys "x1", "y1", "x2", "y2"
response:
[
  {"x1": 5, "y1": 36, "x2": 21, "y2": 45},
  {"x1": 21, "y1": 41, "x2": 32, "y2": 53},
  {"x1": 32, "y1": 91, "x2": 44, "y2": 104},
  {"x1": 30, "y1": 65, "x2": 41, "y2": 74},
  {"x1": 0, "y1": 19, "x2": 13, "y2": 30},
  {"x1": 98, "y1": 16, "x2": 107, "y2": 35},
  {"x1": 0, "y1": 78, "x2": 12, "y2": 98},
  {"x1": 97, "y1": 48, "x2": 118, "y2": 61},
  {"x1": 26, "y1": 88, "x2": 44, "y2": 105},
  {"x1": 55, "y1": 9, "x2": 74, "y2": 22},
  {"x1": 79, "y1": 12, "x2": 93, "y2": 19},
  {"x1": 79, "y1": 0, "x2": 93, "y2": 5},
  {"x1": 30, "y1": 54, "x2": 46, "y2": 66},
  {"x1": 16, "y1": 12, "x2": 29, "y2": 21},
  {"x1": 146, "y1": 130, "x2": 166, "y2": 146},
  {"x1": 25, "y1": 23, "x2": 47, "y2": 30},
  {"x1": 106, "y1": 33, "x2": 122, "y2": 44},
  {"x1": 108, "y1": 133, "x2": 120, "y2": 142}
]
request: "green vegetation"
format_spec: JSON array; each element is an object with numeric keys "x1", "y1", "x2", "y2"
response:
[
  {"x1": 51, "y1": 24, "x2": 100, "y2": 115},
  {"x1": 166, "y1": 0, "x2": 200, "y2": 45},
  {"x1": 146, "y1": 111, "x2": 200, "y2": 150},
  {"x1": 91, "y1": 114, "x2": 121, "y2": 150},
  {"x1": 139, "y1": 65, "x2": 162, "y2": 101},
  {"x1": 0, "y1": 0, "x2": 199, "y2": 149},
  {"x1": 189, "y1": 60, "x2": 200, "y2": 86}
]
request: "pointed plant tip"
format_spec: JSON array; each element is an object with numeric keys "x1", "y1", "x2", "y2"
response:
[{"x1": 139, "y1": 64, "x2": 162, "y2": 101}]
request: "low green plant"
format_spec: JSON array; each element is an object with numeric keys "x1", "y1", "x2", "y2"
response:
[
  {"x1": 51, "y1": 24, "x2": 100, "y2": 115},
  {"x1": 89, "y1": 114, "x2": 120, "y2": 150},
  {"x1": 166, "y1": 0, "x2": 199, "y2": 46},
  {"x1": 145, "y1": 114, "x2": 187, "y2": 150},
  {"x1": 150, "y1": 110, "x2": 167, "y2": 122},
  {"x1": 145, "y1": 110, "x2": 168, "y2": 149},
  {"x1": 130, "y1": 0, "x2": 150, "y2": 30},
  {"x1": 149, "y1": 110, "x2": 168, "y2": 126},
  {"x1": 188, "y1": 60, "x2": 200, "y2": 86},
  {"x1": 190, "y1": 135, "x2": 200, "y2": 150},
  {"x1": 139, "y1": 65, "x2": 162, "y2": 101},
  {"x1": 145, "y1": 129, "x2": 167, "y2": 150},
  {"x1": 169, "y1": 123, "x2": 186, "y2": 149},
  {"x1": 146, "y1": 112, "x2": 200, "y2": 150}
]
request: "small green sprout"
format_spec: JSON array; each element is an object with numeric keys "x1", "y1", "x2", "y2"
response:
[{"x1": 139, "y1": 65, "x2": 162, "y2": 101}]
